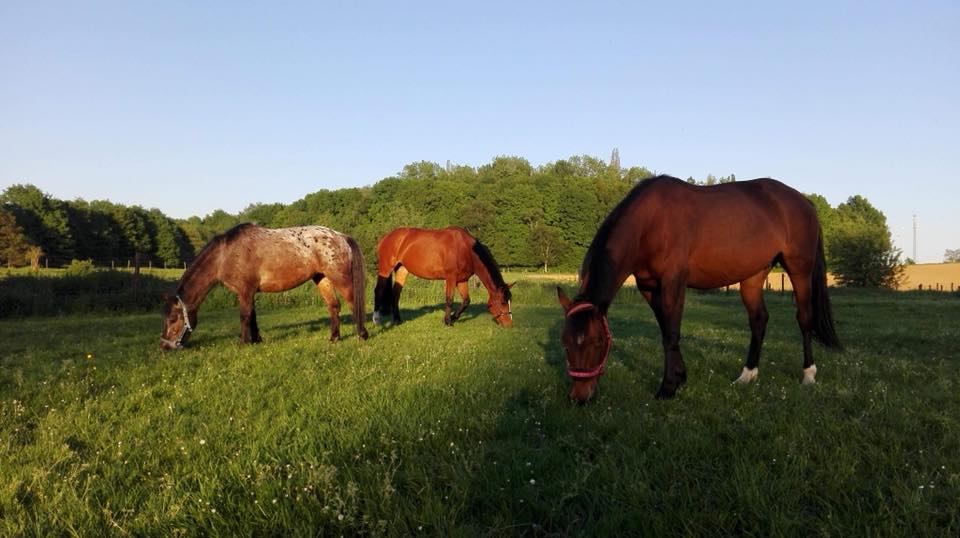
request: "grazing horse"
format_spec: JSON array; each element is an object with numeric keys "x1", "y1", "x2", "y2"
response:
[
  {"x1": 373, "y1": 226, "x2": 514, "y2": 327},
  {"x1": 558, "y1": 176, "x2": 841, "y2": 403},
  {"x1": 160, "y1": 223, "x2": 368, "y2": 349}
]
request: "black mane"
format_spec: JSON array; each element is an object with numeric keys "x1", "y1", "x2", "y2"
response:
[
  {"x1": 472, "y1": 240, "x2": 511, "y2": 301},
  {"x1": 579, "y1": 175, "x2": 677, "y2": 308},
  {"x1": 222, "y1": 222, "x2": 256, "y2": 243}
]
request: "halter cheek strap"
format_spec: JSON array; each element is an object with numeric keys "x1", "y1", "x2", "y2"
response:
[
  {"x1": 492, "y1": 300, "x2": 513, "y2": 322},
  {"x1": 161, "y1": 295, "x2": 193, "y2": 348},
  {"x1": 565, "y1": 302, "x2": 613, "y2": 380}
]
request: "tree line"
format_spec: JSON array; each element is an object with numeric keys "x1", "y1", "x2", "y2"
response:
[{"x1": 0, "y1": 154, "x2": 904, "y2": 286}]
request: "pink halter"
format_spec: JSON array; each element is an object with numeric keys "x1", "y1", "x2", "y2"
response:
[{"x1": 565, "y1": 302, "x2": 613, "y2": 380}]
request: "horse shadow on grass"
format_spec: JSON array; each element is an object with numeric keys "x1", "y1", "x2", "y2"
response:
[
  {"x1": 249, "y1": 302, "x2": 488, "y2": 343},
  {"x1": 371, "y1": 302, "x2": 489, "y2": 331}
]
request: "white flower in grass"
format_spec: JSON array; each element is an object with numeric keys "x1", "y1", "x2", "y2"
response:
[
  {"x1": 529, "y1": 479, "x2": 536, "y2": 485},
  {"x1": 199, "y1": 439, "x2": 206, "y2": 445}
]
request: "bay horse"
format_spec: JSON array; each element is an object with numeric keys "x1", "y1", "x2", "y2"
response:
[
  {"x1": 373, "y1": 226, "x2": 514, "y2": 327},
  {"x1": 160, "y1": 223, "x2": 368, "y2": 349},
  {"x1": 557, "y1": 176, "x2": 841, "y2": 403}
]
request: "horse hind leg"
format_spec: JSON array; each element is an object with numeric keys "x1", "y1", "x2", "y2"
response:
[
  {"x1": 787, "y1": 269, "x2": 818, "y2": 384},
  {"x1": 316, "y1": 278, "x2": 342, "y2": 342},
  {"x1": 392, "y1": 266, "x2": 408, "y2": 324},
  {"x1": 337, "y1": 280, "x2": 369, "y2": 340},
  {"x1": 733, "y1": 269, "x2": 770, "y2": 384}
]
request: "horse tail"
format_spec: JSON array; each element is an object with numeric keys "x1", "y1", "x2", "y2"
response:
[
  {"x1": 811, "y1": 232, "x2": 842, "y2": 350},
  {"x1": 346, "y1": 236, "x2": 367, "y2": 329}
]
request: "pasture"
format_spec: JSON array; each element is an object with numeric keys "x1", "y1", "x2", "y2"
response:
[{"x1": 1, "y1": 275, "x2": 958, "y2": 536}]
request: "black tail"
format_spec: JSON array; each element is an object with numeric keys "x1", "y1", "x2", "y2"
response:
[
  {"x1": 374, "y1": 273, "x2": 394, "y2": 316},
  {"x1": 812, "y1": 233, "x2": 842, "y2": 350},
  {"x1": 346, "y1": 237, "x2": 367, "y2": 331}
]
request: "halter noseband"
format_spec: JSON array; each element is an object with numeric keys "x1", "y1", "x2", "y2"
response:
[
  {"x1": 565, "y1": 302, "x2": 613, "y2": 380},
  {"x1": 161, "y1": 295, "x2": 193, "y2": 348},
  {"x1": 492, "y1": 299, "x2": 513, "y2": 322}
]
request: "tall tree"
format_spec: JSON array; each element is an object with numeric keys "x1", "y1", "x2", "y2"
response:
[
  {"x1": 0, "y1": 208, "x2": 31, "y2": 267},
  {"x1": 1, "y1": 184, "x2": 75, "y2": 265},
  {"x1": 530, "y1": 223, "x2": 566, "y2": 272},
  {"x1": 829, "y1": 195, "x2": 903, "y2": 288}
]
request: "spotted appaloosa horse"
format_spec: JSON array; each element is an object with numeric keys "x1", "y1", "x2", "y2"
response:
[
  {"x1": 558, "y1": 176, "x2": 842, "y2": 403},
  {"x1": 160, "y1": 223, "x2": 368, "y2": 349},
  {"x1": 373, "y1": 226, "x2": 514, "y2": 327}
]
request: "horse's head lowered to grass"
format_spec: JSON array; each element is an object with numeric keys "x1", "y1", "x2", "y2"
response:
[
  {"x1": 160, "y1": 294, "x2": 195, "y2": 350},
  {"x1": 557, "y1": 287, "x2": 612, "y2": 404}
]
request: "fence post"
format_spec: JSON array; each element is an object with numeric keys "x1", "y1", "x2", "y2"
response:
[{"x1": 781, "y1": 273, "x2": 785, "y2": 293}]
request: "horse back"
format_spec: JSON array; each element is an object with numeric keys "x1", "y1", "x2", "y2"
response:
[
  {"x1": 223, "y1": 225, "x2": 352, "y2": 292},
  {"x1": 615, "y1": 178, "x2": 819, "y2": 288},
  {"x1": 377, "y1": 226, "x2": 476, "y2": 280}
]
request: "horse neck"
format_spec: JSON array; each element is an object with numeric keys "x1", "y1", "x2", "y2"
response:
[
  {"x1": 471, "y1": 251, "x2": 502, "y2": 298},
  {"x1": 578, "y1": 244, "x2": 630, "y2": 312},
  {"x1": 177, "y1": 245, "x2": 220, "y2": 311}
]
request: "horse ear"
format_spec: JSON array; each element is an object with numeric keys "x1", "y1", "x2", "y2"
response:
[{"x1": 556, "y1": 286, "x2": 572, "y2": 311}]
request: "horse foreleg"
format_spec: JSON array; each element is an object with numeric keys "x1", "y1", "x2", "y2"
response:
[
  {"x1": 443, "y1": 278, "x2": 455, "y2": 326},
  {"x1": 317, "y1": 278, "x2": 342, "y2": 342},
  {"x1": 734, "y1": 270, "x2": 770, "y2": 384},
  {"x1": 238, "y1": 291, "x2": 256, "y2": 344},
  {"x1": 451, "y1": 281, "x2": 471, "y2": 322},
  {"x1": 652, "y1": 279, "x2": 687, "y2": 399},
  {"x1": 249, "y1": 305, "x2": 263, "y2": 344}
]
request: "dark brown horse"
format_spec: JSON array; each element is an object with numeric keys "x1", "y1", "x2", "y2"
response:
[
  {"x1": 558, "y1": 176, "x2": 841, "y2": 403},
  {"x1": 373, "y1": 226, "x2": 514, "y2": 327},
  {"x1": 160, "y1": 223, "x2": 367, "y2": 349}
]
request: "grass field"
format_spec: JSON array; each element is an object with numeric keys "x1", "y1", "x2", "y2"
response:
[{"x1": 1, "y1": 277, "x2": 959, "y2": 536}]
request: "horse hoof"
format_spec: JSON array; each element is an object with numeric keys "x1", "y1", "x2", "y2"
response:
[
  {"x1": 358, "y1": 329, "x2": 369, "y2": 340},
  {"x1": 329, "y1": 334, "x2": 340, "y2": 343},
  {"x1": 654, "y1": 385, "x2": 677, "y2": 400},
  {"x1": 802, "y1": 365, "x2": 817, "y2": 385},
  {"x1": 733, "y1": 367, "x2": 759, "y2": 384},
  {"x1": 372, "y1": 312, "x2": 381, "y2": 326}
]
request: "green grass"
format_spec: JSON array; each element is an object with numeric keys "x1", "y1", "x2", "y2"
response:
[{"x1": 1, "y1": 279, "x2": 958, "y2": 536}]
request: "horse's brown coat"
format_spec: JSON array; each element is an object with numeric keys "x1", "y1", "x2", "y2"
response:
[
  {"x1": 560, "y1": 176, "x2": 841, "y2": 403},
  {"x1": 374, "y1": 226, "x2": 513, "y2": 327},
  {"x1": 160, "y1": 223, "x2": 367, "y2": 349}
]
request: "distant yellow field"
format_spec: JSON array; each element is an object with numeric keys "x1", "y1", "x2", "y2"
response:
[{"x1": 513, "y1": 263, "x2": 960, "y2": 292}]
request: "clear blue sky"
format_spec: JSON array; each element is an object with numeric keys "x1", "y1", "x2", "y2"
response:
[{"x1": 2, "y1": 1, "x2": 957, "y2": 262}]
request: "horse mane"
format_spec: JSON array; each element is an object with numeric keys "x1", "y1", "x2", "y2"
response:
[
  {"x1": 472, "y1": 240, "x2": 511, "y2": 301},
  {"x1": 177, "y1": 223, "x2": 254, "y2": 294},
  {"x1": 579, "y1": 175, "x2": 676, "y2": 307}
]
